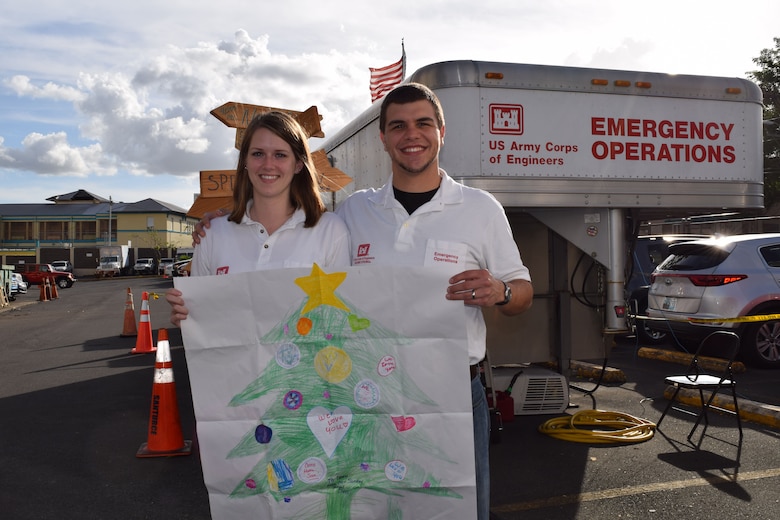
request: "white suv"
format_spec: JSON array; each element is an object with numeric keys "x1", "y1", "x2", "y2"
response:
[
  {"x1": 647, "y1": 233, "x2": 780, "y2": 368},
  {"x1": 51, "y1": 260, "x2": 73, "y2": 273}
]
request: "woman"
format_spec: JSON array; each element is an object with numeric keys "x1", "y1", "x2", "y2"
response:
[{"x1": 165, "y1": 111, "x2": 350, "y2": 326}]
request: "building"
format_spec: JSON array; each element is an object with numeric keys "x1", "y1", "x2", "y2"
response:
[{"x1": 0, "y1": 189, "x2": 199, "y2": 277}]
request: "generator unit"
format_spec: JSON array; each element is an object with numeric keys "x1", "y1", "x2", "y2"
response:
[{"x1": 490, "y1": 366, "x2": 568, "y2": 415}]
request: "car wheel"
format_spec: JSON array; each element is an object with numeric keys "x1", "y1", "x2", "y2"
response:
[
  {"x1": 57, "y1": 278, "x2": 69, "y2": 289},
  {"x1": 742, "y1": 320, "x2": 780, "y2": 369}
]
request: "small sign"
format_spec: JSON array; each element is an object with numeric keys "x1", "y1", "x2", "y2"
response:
[{"x1": 210, "y1": 102, "x2": 324, "y2": 139}]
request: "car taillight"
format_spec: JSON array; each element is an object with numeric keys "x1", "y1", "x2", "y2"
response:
[
  {"x1": 650, "y1": 273, "x2": 747, "y2": 286},
  {"x1": 688, "y1": 274, "x2": 747, "y2": 286}
]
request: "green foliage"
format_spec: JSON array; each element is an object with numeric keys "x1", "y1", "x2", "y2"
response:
[
  {"x1": 128, "y1": 229, "x2": 176, "y2": 260},
  {"x1": 748, "y1": 37, "x2": 780, "y2": 210}
]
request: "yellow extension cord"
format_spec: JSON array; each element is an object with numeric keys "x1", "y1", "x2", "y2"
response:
[{"x1": 539, "y1": 409, "x2": 656, "y2": 444}]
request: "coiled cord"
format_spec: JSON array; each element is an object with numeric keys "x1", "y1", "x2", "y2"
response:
[{"x1": 539, "y1": 410, "x2": 656, "y2": 444}]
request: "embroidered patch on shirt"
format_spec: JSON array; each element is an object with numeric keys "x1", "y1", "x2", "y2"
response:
[{"x1": 354, "y1": 243, "x2": 375, "y2": 265}]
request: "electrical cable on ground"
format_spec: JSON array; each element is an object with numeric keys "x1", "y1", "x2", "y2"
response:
[{"x1": 539, "y1": 409, "x2": 656, "y2": 444}]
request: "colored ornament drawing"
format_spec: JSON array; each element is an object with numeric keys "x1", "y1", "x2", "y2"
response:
[
  {"x1": 222, "y1": 263, "x2": 464, "y2": 519},
  {"x1": 306, "y1": 406, "x2": 353, "y2": 458},
  {"x1": 313, "y1": 346, "x2": 352, "y2": 383}
]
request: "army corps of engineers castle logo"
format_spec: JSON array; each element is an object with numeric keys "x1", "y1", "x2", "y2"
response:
[{"x1": 489, "y1": 104, "x2": 524, "y2": 135}]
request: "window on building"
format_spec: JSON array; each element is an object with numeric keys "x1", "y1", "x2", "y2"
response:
[
  {"x1": 98, "y1": 219, "x2": 117, "y2": 242},
  {"x1": 4, "y1": 221, "x2": 34, "y2": 240},
  {"x1": 41, "y1": 221, "x2": 68, "y2": 241},
  {"x1": 76, "y1": 221, "x2": 97, "y2": 240}
]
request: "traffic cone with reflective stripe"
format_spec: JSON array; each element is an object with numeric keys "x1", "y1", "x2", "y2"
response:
[
  {"x1": 120, "y1": 287, "x2": 138, "y2": 337},
  {"x1": 49, "y1": 278, "x2": 59, "y2": 299},
  {"x1": 38, "y1": 281, "x2": 50, "y2": 302},
  {"x1": 131, "y1": 291, "x2": 156, "y2": 354},
  {"x1": 137, "y1": 328, "x2": 192, "y2": 457}
]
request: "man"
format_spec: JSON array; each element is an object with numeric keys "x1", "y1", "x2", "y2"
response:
[
  {"x1": 336, "y1": 83, "x2": 532, "y2": 520},
  {"x1": 191, "y1": 83, "x2": 533, "y2": 519}
]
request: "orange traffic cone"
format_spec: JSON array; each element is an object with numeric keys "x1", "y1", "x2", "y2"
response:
[
  {"x1": 38, "y1": 281, "x2": 49, "y2": 302},
  {"x1": 137, "y1": 328, "x2": 192, "y2": 457},
  {"x1": 120, "y1": 288, "x2": 138, "y2": 337},
  {"x1": 50, "y1": 278, "x2": 59, "y2": 300},
  {"x1": 131, "y1": 291, "x2": 156, "y2": 354}
]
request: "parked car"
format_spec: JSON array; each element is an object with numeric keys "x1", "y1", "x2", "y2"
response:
[
  {"x1": 158, "y1": 258, "x2": 175, "y2": 275},
  {"x1": 17, "y1": 263, "x2": 77, "y2": 289},
  {"x1": 165, "y1": 259, "x2": 192, "y2": 278},
  {"x1": 647, "y1": 233, "x2": 780, "y2": 368},
  {"x1": 177, "y1": 260, "x2": 191, "y2": 277},
  {"x1": 625, "y1": 235, "x2": 710, "y2": 344},
  {"x1": 164, "y1": 259, "x2": 184, "y2": 278},
  {"x1": 133, "y1": 258, "x2": 157, "y2": 275},
  {"x1": 9, "y1": 273, "x2": 27, "y2": 300},
  {"x1": 50, "y1": 260, "x2": 74, "y2": 273}
]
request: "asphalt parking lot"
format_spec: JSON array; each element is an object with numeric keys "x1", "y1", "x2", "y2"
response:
[{"x1": 2, "y1": 278, "x2": 780, "y2": 519}]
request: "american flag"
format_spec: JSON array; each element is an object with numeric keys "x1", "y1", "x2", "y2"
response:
[{"x1": 369, "y1": 43, "x2": 406, "y2": 103}]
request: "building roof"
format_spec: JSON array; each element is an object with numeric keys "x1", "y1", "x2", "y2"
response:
[
  {"x1": 0, "y1": 191, "x2": 190, "y2": 218},
  {"x1": 122, "y1": 198, "x2": 188, "y2": 214},
  {"x1": 45, "y1": 189, "x2": 109, "y2": 203}
]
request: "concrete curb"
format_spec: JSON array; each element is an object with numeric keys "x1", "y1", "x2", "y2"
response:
[
  {"x1": 638, "y1": 346, "x2": 747, "y2": 373},
  {"x1": 541, "y1": 361, "x2": 627, "y2": 384},
  {"x1": 664, "y1": 386, "x2": 780, "y2": 429},
  {"x1": 641, "y1": 346, "x2": 780, "y2": 429},
  {"x1": 515, "y1": 350, "x2": 780, "y2": 429},
  {"x1": 0, "y1": 299, "x2": 40, "y2": 313},
  {"x1": 569, "y1": 360, "x2": 627, "y2": 384}
]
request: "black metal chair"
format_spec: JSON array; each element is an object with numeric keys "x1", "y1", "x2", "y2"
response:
[{"x1": 656, "y1": 330, "x2": 742, "y2": 444}]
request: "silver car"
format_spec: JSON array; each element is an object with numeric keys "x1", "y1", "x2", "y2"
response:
[
  {"x1": 647, "y1": 233, "x2": 780, "y2": 368},
  {"x1": 10, "y1": 272, "x2": 27, "y2": 299}
]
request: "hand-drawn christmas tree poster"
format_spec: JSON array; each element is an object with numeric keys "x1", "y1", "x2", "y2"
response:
[{"x1": 176, "y1": 264, "x2": 477, "y2": 519}]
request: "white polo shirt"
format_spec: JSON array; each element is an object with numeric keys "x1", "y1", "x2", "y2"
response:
[
  {"x1": 191, "y1": 204, "x2": 351, "y2": 277},
  {"x1": 336, "y1": 170, "x2": 531, "y2": 364}
]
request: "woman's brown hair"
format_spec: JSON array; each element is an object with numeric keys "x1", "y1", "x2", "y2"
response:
[{"x1": 229, "y1": 111, "x2": 325, "y2": 227}]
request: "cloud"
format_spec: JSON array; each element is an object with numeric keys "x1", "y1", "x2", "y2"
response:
[
  {"x1": 4, "y1": 75, "x2": 86, "y2": 102},
  {"x1": 1, "y1": 30, "x2": 372, "y2": 181},
  {"x1": 0, "y1": 131, "x2": 110, "y2": 175}
]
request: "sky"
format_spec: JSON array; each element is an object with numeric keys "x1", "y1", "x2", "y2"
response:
[{"x1": 0, "y1": 0, "x2": 777, "y2": 211}]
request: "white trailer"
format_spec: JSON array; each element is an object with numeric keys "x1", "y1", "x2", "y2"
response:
[{"x1": 321, "y1": 60, "x2": 763, "y2": 369}]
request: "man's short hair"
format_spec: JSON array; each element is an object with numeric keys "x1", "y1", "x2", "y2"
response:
[{"x1": 379, "y1": 83, "x2": 445, "y2": 131}]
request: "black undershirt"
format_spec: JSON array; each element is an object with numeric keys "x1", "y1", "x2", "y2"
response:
[{"x1": 393, "y1": 186, "x2": 439, "y2": 215}]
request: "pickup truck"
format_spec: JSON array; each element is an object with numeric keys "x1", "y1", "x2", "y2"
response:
[
  {"x1": 133, "y1": 258, "x2": 157, "y2": 275},
  {"x1": 17, "y1": 263, "x2": 77, "y2": 289}
]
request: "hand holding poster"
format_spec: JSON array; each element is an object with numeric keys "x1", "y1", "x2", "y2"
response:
[{"x1": 176, "y1": 264, "x2": 477, "y2": 519}]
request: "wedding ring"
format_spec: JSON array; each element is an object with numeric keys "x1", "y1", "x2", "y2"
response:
[{"x1": 471, "y1": 289, "x2": 476, "y2": 299}]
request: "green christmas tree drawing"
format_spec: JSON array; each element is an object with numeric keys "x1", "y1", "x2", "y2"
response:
[{"x1": 224, "y1": 264, "x2": 464, "y2": 519}]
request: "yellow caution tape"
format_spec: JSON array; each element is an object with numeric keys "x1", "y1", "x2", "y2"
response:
[
  {"x1": 632, "y1": 313, "x2": 780, "y2": 324},
  {"x1": 687, "y1": 314, "x2": 780, "y2": 324}
]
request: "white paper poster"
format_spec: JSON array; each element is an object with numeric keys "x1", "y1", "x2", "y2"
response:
[{"x1": 176, "y1": 264, "x2": 477, "y2": 519}]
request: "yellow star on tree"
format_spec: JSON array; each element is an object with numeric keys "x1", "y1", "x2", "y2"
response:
[{"x1": 295, "y1": 263, "x2": 350, "y2": 314}]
